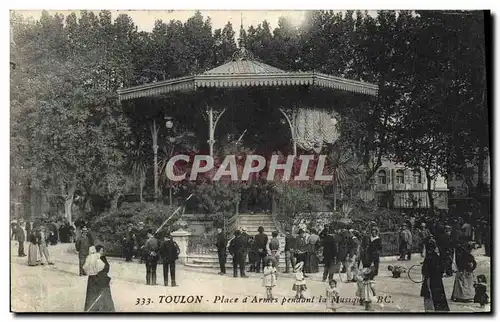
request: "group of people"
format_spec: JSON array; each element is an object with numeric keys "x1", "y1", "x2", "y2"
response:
[
  {"x1": 216, "y1": 221, "x2": 382, "y2": 311},
  {"x1": 215, "y1": 226, "x2": 282, "y2": 278},
  {"x1": 140, "y1": 230, "x2": 181, "y2": 287},
  {"x1": 71, "y1": 224, "x2": 182, "y2": 311},
  {"x1": 213, "y1": 221, "x2": 383, "y2": 284},
  {"x1": 11, "y1": 219, "x2": 77, "y2": 246},
  {"x1": 122, "y1": 222, "x2": 147, "y2": 263},
  {"x1": 11, "y1": 220, "x2": 55, "y2": 266},
  {"x1": 416, "y1": 217, "x2": 490, "y2": 312}
]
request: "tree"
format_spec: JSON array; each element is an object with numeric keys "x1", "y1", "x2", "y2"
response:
[
  {"x1": 11, "y1": 10, "x2": 135, "y2": 221},
  {"x1": 212, "y1": 22, "x2": 237, "y2": 65},
  {"x1": 183, "y1": 11, "x2": 214, "y2": 74},
  {"x1": 246, "y1": 20, "x2": 274, "y2": 62},
  {"x1": 324, "y1": 139, "x2": 364, "y2": 212}
]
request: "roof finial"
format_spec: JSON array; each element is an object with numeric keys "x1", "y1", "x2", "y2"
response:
[
  {"x1": 238, "y1": 12, "x2": 245, "y2": 49},
  {"x1": 232, "y1": 12, "x2": 254, "y2": 61}
]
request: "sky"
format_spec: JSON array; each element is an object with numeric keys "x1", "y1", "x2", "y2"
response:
[{"x1": 13, "y1": 10, "x2": 312, "y2": 32}]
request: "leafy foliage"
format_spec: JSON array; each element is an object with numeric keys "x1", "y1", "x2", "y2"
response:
[{"x1": 90, "y1": 202, "x2": 178, "y2": 255}]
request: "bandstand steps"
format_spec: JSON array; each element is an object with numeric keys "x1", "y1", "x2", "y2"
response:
[{"x1": 185, "y1": 213, "x2": 289, "y2": 270}]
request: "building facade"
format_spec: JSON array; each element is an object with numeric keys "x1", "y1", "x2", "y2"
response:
[
  {"x1": 361, "y1": 160, "x2": 448, "y2": 210},
  {"x1": 446, "y1": 155, "x2": 491, "y2": 217}
]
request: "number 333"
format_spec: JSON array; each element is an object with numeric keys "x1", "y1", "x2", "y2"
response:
[{"x1": 136, "y1": 297, "x2": 152, "y2": 305}]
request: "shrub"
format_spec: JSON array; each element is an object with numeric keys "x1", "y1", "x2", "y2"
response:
[{"x1": 89, "y1": 202, "x2": 179, "y2": 257}]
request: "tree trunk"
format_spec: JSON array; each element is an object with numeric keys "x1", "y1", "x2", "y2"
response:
[
  {"x1": 64, "y1": 180, "x2": 77, "y2": 224},
  {"x1": 84, "y1": 197, "x2": 92, "y2": 212},
  {"x1": 477, "y1": 145, "x2": 485, "y2": 194},
  {"x1": 110, "y1": 193, "x2": 120, "y2": 211},
  {"x1": 139, "y1": 179, "x2": 144, "y2": 204},
  {"x1": 333, "y1": 174, "x2": 337, "y2": 212},
  {"x1": 425, "y1": 171, "x2": 435, "y2": 216},
  {"x1": 151, "y1": 120, "x2": 159, "y2": 203}
]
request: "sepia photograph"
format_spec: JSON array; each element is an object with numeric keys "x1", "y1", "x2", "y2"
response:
[{"x1": 9, "y1": 8, "x2": 491, "y2": 313}]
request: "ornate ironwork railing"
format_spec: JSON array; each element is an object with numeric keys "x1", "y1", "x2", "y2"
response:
[{"x1": 187, "y1": 233, "x2": 218, "y2": 255}]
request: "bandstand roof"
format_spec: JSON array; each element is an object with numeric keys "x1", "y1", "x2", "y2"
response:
[{"x1": 117, "y1": 50, "x2": 378, "y2": 101}]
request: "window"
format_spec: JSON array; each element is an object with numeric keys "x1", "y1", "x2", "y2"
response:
[
  {"x1": 412, "y1": 169, "x2": 422, "y2": 184},
  {"x1": 396, "y1": 169, "x2": 405, "y2": 184},
  {"x1": 377, "y1": 193, "x2": 388, "y2": 208},
  {"x1": 378, "y1": 170, "x2": 387, "y2": 184}
]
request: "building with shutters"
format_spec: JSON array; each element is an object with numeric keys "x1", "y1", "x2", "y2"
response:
[{"x1": 360, "y1": 160, "x2": 448, "y2": 210}]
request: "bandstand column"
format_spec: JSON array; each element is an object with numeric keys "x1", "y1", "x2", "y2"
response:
[
  {"x1": 207, "y1": 106, "x2": 215, "y2": 156},
  {"x1": 206, "y1": 104, "x2": 227, "y2": 157},
  {"x1": 279, "y1": 108, "x2": 297, "y2": 155}
]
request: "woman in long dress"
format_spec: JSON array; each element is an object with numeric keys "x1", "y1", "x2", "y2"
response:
[
  {"x1": 367, "y1": 226, "x2": 382, "y2": 276},
  {"x1": 37, "y1": 225, "x2": 54, "y2": 265},
  {"x1": 451, "y1": 243, "x2": 476, "y2": 302},
  {"x1": 83, "y1": 245, "x2": 115, "y2": 312},
  {"x1": 421, "y1": 238, "x2": 450, "y2": 312},
  {"x1": 306, "y1": 229, "x2": 320, "y2": 273},
  {"x1": 27, "y1": 228, "x2": 40, "y2": 266}
]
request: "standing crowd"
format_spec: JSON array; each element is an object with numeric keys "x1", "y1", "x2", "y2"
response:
[{"x1": 11, "y1": 210, "x2": 489, "y2": 312}]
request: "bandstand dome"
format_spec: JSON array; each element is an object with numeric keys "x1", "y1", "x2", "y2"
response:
[{"x1": 117, "y1": 49, "x2": 378, "y2": 101}]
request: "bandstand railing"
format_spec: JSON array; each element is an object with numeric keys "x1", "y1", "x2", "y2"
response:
[{"x1": 186, "y1": 212, "x2": 240, "y2": 255}]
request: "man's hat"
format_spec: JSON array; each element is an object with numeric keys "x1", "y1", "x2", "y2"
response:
[
  {"x1": 82, "y1": 226, "x2": 88, "y2": 231},
  {"x1": 240, "y1": 227, "x2": 247, "y2": 232}
]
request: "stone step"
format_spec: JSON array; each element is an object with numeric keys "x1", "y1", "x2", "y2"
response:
[
  {"x1": 239, "y1": 227, "x2": 277, "y2": 233},
  {"x1": 238, "y1": 222, "x2": 275, "y2": 226},
  {"x1": 238, "y1": 218, "x2": 275, "y2": 222},
  {"x1": 238, "y1": 222, "x2": 275, "y2": 227}
]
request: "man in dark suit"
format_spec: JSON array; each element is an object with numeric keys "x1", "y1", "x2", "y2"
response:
[
  {"x1": 336, "y1": 226, "x2": 349, "y2": 273},
  {"x1": 159, "y1": 233, "x2": 180, "y2": 286},
  {"x1": 284, "y1": 228, "x2": 297, "y2": 273},
  {"x1": 143, "y1": 230, "x2": 160, "y2": 285},
  {"x1": 76, "y1": 226, "x2": 94, "y2": 276},
  {"x1": 228, "y1": 230, "x2": 248, "y2": 278},
  {"x1": 215, "y1": 227, "x2": 227, "y2": 275},
  {"x1": 322, "y1": 226, "x2": 338, "y2": 282},
  {"x1": 240, "y1": 228, "x2": 250, "y2": 269},
  {"x1": 123, "y1": 224, "x2": 136, "y2": 262},
  {"x1": 254, "y1": 226, "x2": 268, "y2": 273},
  {"x1": 136, "y1": 222, "x2": 147, "y2": 264},
  {"x1": 15, "y1": 222, "x2": 26, "y2": 257}
]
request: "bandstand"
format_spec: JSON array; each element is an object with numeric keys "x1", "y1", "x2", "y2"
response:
[
  {"x1": 118, "y1": 44, "x2": 378, "y2": 158},
  {"x1": 118, "y1": 39, "x2": 380, "y2": 262}
]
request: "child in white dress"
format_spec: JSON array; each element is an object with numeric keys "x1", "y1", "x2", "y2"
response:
[
  {"x1": 326, "y1": 279, "x2": 339, "y2": 312},
  {"x1": 355, "y1": 267, "x2": 376, "y2": 311},
  {"x1": 262, "y1": 260, "x2": 277, "y2": 300},
  {"x1": 293, "y1": 261, "x2": 307, "y2": 299}
]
